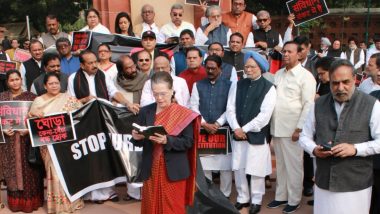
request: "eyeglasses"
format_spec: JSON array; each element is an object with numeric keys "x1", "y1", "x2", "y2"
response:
[
  {"x1": 172, "y1": 13, "x2": 183, "y2": 17},
  {"x1": 257, "y1": 18, "x2": 268, "y2": 22},
  {"x1": 153, "y1": 91, "x2": 170, "y2": 98},
  {"x1": 138, "y1": 58, "x2": 150, "y2": 62},
  {"x1": 142, "y1": 10, "x2": 153, "y2": 14},
  {"x1": 244, "y1": 65, "x2": 259, "y2": 69},
  {"x1": 98, "y1": 50, "x2": 110, "y2": 53}
]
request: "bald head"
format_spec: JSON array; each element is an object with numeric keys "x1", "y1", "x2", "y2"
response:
[
  {"x1": 141, "y1": 4, "x2": 155, "y2": 24},
  {"x1": 153, "y1": 56, "x2": 171, "y2": 73}
]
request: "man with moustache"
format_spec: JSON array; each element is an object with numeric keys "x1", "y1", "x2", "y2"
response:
[
  {"x1": 179, "y1": 47, "x2": 207, "y2": 93},
  {"x1": 136, "y1": 50, "x2": 153, "y2": 77},
  {"x1": 226, "y1": 51, "x2": 276, "y2": 214},
  {"x1": 68, "y1": 50, "x2": 139, "y2": 113},
  {"x1": 115, "y1": 55, "x2": 148, "y2": 107},
  {"x1": 134, "y1": 4, "x2": 161, "y2": 40},
  {"x1": 268, "y1": 41, "x2": 316, "y2": 213},
  {"x1": 299, "y1": 59, "x2": 380, "y2": 214},
  {"x1": 207, "y1": 42, "x2": 238, "y2": 82},
  {"x1": 30, "y1": 52, "x2": 68, "y2": 95},
  {"x1": 343, "y1": 37, "x2": 365, "y2": 73},
  {"x1": 190, "y1": 55, "x2": 233, "y2": 198},
  {"x1": 223, "y1": 33, "x2": 246, "y2": 79},
  {"x1": 140, "y1": 56, "x2": 189, "y2": 107},
  {"x1": 39, "y1": 14, "x2": 70, "y2": 49},
  {"x1": 20, "y1": 39, "x2": 44, "y2": 91}
]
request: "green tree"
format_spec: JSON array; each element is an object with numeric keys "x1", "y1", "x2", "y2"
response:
[{"x1": 0, "y1": 0, "x2": 87, "y2": 34}]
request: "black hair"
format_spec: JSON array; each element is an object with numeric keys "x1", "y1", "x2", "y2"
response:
[
  {"x1": 205, "y1": 55, "x2": 222, "y2": 67},
  {"x1": 114, "y1": 12, "x2": 135, "y2": 36},
  {"x1": 55, "y1": 37, "x2": 71, "y2": 47},
  {"x1": 229, "y1": 32, "x2": 244, "y2": 44},
  {"x1": 79, "y1": 50, "x2": 96, "y2": 63},
  {"x1": 186, "y1": 46, "x2": 202, "y2": 57},
  {"x1": 315, "y1": 56, "x2": 335, "y2": 71},
  {"x1": 208, "y1": 42, "x2": 224, "y2": 51},
  {"x1": 43, "y1": 72, "x2": 61, "y2": 85},
  {"x1": 5, "y1": 70, "x2": 21, "y2": 81},
  {"x1": 42, "y1": 52, "x2": 60, "y2": 67},
  {"x1": 29, "y1": 39, "x2": 44, "y2": 51},
  {"x1": 370, "y1": 53, "x2": 380, "y2": 68},
  {"x1": 283, "y1": 41, "x2": 302, "y2": 52},
  {"x1": 85, "y1": 8, "x2": 101, "y2": 20},
  {"x1": 151, "y1": 71, "x2": 173, "y2": 90},
  {"x1": 293, "y1": 36, "x2": 310, "y2": 46},
  {"x1": 180, "y1": 29, "x2": 194, "y2": 39}
]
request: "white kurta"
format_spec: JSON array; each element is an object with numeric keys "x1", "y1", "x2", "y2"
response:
[
  {"x1": 226, "y1": 77, "x2": 277, "y2": 176},
  {"x1": 358, "y1": 78, "x2": 380, "y2": 95},
  {"x1": 80, "y1": 24, "x2": 111, "y2": 34}
]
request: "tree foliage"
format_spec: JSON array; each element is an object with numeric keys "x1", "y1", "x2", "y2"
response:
[{"x1": 0, "y1": 0, "x2": 88, "y2": 33}]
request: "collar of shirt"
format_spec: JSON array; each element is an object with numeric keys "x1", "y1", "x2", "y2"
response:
[
  {"x1": 83, "y1": 69, "x2": 96, "y2": 78},
  {"x1": 143, "y1": 22, "x2": 157, "y2": 29},
  {"x1": 285, "y1": 62, "x2": 302, "y2": 76},
  {"x1": 33, "y1": 58, "x2": 42, "y2": 67},
  {"x1": 301, "y1": 57, "x2": 308, "y2": 67}
]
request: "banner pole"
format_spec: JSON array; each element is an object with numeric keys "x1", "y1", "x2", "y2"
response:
[{"x1": 26, "y1": 16, "x2": 31, "y2": 40}]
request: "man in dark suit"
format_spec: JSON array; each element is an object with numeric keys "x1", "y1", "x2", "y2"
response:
[
  {"x1": 131, "y1": 30, "x2": 169, "y2": 66},
  {"x1": 294, "y1": 36, "x2": 317, "y2": 80}
]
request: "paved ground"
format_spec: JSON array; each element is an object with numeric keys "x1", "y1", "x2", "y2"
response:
[{"x1": 1, "y1": 181, "x2": 314, "y2": 214}]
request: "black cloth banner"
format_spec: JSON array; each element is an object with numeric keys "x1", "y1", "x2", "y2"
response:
[
  {"x1": 0, "y1": 101, "x2": 32, "y2": 130},
  {"x1": 198, "y1": 127, "x2": 231, "y2": 155},
  {"x1": 28, "y1": 112, "x2": 76, "y2": 147},
  {"x1": 48, "y1": 99, "x2": 139, "y2": 201},
  {"x1": 286, "y1": 0, "x2": 329, "y2": 26}
]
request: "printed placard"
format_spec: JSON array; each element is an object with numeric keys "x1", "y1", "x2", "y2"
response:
[
  {"x1": 198, "y1": 127, "x2": 231, "y2": 155},
  {"x1": 72, "y1": 31, "x2": 92, "y2": 52},
  {"x1": 286, "y1": 0, "x2": 329, "y2": 26},
  {"x1": 0, "y1": 101, "x2": 32, "y2": 130},
  {"x1": 185, "y1": 0, "x2": 220, "y2": 6},
  {"x1": 0, "y1": 60, "x2": 16, "y2": 74},
  {"x1": 13, "y1": 48, "x2": 32, "y2": 62}
]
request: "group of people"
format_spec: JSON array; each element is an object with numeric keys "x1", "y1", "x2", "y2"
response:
[{"x1": 0, "y1": 0, "x2": 380, "y2": 214}]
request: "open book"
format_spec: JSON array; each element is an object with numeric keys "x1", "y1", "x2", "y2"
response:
[{"x1": 132, "y1": 123, "x2": 167, "y2": 138}]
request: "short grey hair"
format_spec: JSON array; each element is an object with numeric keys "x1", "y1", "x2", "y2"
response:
[
  {"x1": 257, "y1": 10, "x2": 270, "y2": 18},
  {"x1": 206, "y1": 5, "x2": 221, "y2": 17},
  {"x1": 141, "y1": 4, "x2": 154, "y2": 14},
  {"x1": 171, "y1": 3, "x2": 183, "y2": 11},
  {"x1": 329, "y1": 59, "x2": 355, "y2": 77}
]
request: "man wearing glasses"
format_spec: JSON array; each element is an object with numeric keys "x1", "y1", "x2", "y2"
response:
[
  {"x1": 56, "y1": 37, "x2": 80, "y2": 76},
  {"x1": 253, "y1": 10, "x2": 283, "y2": 52},
  {"x1": 160, "y1": 3, "x2": 196, "y2": 43},
  {"x1": 134, "y1": 4, "x2": 161, "y2": 42}
]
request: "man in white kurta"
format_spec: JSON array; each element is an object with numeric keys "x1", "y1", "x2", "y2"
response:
[
  {"x1": 299, "y1": 59, "x2": 380, "y2": 214},
  {"x1": 190, "y1": 55, "x2": 233, "y2": 198},
  {"x1": 140, "y1": 56, "x2": 190, "y2": 107},
  {"x1": 160, "y1": 3, "x2": 196, "y2": 43},
  {"x1": 359, "y1": 53, "x2": 380, "y2": 94},
  {"x1": 268, "y1": 41, "x2": 316, "y2": 213},
  {"x1": 68, "y1": 50, "x2": 137, "y2": 202},
  {"x1": 227, "y1": 51, "x2": 276, "y2": 214}
]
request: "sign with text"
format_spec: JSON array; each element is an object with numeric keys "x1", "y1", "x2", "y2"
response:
[
  {"x1": 0, "y1": 118, "x2": 5, "y2": 143},
  {"x1": 72, "y1": 31, "x2": 92, "y2": 52},
  {"x1": 185, "y1": 0, "x2": 220, "y2": 6},
  {"x1": 28, "y1": 112, "x2": 76, "y2": 147},
  {"x1": 0, "y1": 60, "x2": 16, "y2": 74},
  {"x1": 13, "y1": 48, "x2": 32, "y2": 62},
  {"x1": 0, "y1": 101, "x2": 32, "y2": 130},
  {"x1": 198, "y1": 127, "x2": 231, "y2": 155},
  {"x1": 286, "y1": 0, "x2": 329, "y2": 26}
]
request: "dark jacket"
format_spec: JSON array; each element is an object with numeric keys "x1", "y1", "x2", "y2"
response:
[{"x1": 131, "y1": 103, "x2": 194, "y2": 181}]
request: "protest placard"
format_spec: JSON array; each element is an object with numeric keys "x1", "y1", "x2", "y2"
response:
[
  {"x1": 71, "y1": 31, "x2": 92, "y2": 52},
  {"x1": 286, "y1": 0, "x2": 329, "y2": 26},
  {"x1": 28, "y1": 112, "x2": 76, "y2": 147},
  {"x1": 198, "y1": 127, "x2": 231, "y2": 155},
  {"x1": 0, "y1": 60, "x2": 16, "y2": 74},
  {"x1": 0, "y1": 101, "x2": 32, "y2": 130}
]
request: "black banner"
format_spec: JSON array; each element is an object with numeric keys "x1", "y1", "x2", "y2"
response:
[
  {"x1": 28, "y1": 112, "x2": 76, "y2": 147},
  {"x1": 198, "y1": 127, "x2": 231, "y2": 155},
  {"x1": 48, "y1": 99, "x2": 140, "y2": 201},
  {"x1": 286, "y1": 0, "x2": 329, "y2": 26},
  {"x1": 0, "y1": 101, "x2": 32, "y2": 130},
  {"x1": 0, "y1": 60, "x2": 16, "y2": 74}
]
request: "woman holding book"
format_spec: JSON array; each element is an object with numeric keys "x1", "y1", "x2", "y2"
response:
[
  {"x1": 0, "y1": 70, "x2": 44, "y2": 212},
  {"x1": 131, "y1": 71, "x2": 200, "y2": 214},
  {"x1": 28, "y1": 72, "x2": 84, "y2": 213}
]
